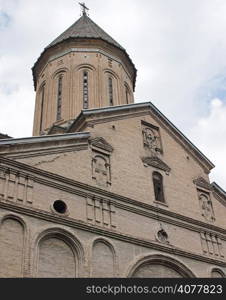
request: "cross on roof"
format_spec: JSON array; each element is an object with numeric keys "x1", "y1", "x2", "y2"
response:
[{"x1": 79, "y1": 2, "x2": 89, "y2": 16}]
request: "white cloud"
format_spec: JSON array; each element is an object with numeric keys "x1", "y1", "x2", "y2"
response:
[
  {"x1": 0, "y1": 0, "x2": 226, "y2": 189},
  {"x1": 189, "y1": 98, "x2": 226, "y2": 188}
]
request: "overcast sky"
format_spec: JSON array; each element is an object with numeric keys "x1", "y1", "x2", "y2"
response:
[{"x1": 0, "y1": 0, "x2": 226, "y2": 190}]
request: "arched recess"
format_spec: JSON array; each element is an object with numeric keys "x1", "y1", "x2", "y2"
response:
[
  {"x1": 124, "y1": 82, "x2": 132, "y2": 104},
  {"x1": 51, "y1": 68, "x2": 69, "y2": 123},
  {"x1": 211, "y1": 268, "x2": 225, "y2": 278},
  {"x1": 103, "y1": 69, "x2": 119, "y2": 106},
  {"x1": 37, "y1": 81, "x2": 46, "y2": 133},
  {"x1": 52, "y1": 67, "x2": 69, "y2": 80},
  {"x1": 91, "y1": 238, "x2": 116, "y2": 278},
  {"x1": 74, "y1": 64, "x2": 96, "y2": 111},
  {"x1": 35, "y1": 228, "x2": 84, "y2": 278},
  {"x1": 0, "y1": 215, "x2": 26, "y2": 277},
  {"x1": 127, "y1": 254, "x2": 196, "y2": 278}
]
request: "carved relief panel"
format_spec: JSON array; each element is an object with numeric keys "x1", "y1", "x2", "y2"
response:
[
  {"x1": 86, "y1": 196, "x2": 116, "y2": 228},
  {"x1": 198, "y1": 190, "x2": 215, "y2": 222},
  {"x1": 0, "y1": 167, "x2": 34, "y2": 205},
  {"x1": 141, "y1": 120, "x2": 162, "y2": 155},
  {"x1": 92, "y1": 154, "x2": 111, "y2": 188},
  {"x1": 90, "y1": 137, "x2": 113, "y2": 188},
  {"x1": 193, "y1": 177, "x2": 215, "y2": 222},
  {"x1": 200, "y1": 232, "x2": 224, "y2": 258}
]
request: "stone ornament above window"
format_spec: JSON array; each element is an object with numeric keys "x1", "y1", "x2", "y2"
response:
[
  {"x1": 193, "y1": 177, "x2": 212, "y2": 191},
  {"x1": 142, "y1": 156, "x2": 171, "y2": 175},
  {"x1": 90, "y1": 137, "x2": 114, "y2": 154},
  {"x1": 141, "y1": 120, "x2": 162, "y2": 155}
]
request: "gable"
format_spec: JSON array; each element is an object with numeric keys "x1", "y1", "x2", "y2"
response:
[{"x1": 68, "y1": 102, "x2": 214, "y2": 173}]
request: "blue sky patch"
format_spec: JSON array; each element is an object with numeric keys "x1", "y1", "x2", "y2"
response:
[
  {"x1": 0, "y1": 83, "x2": 18, "y2": 95},
  {"x1": 196, "y1": 73, "x2": 226, "y2": 108},
  {"x1": 0, "y1": 11, "x2": 11, "y2": 29}
]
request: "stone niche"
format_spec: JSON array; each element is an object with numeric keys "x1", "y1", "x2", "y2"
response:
[{"x1": 90, "y1": 137, "x2": 113, "y2": 188}]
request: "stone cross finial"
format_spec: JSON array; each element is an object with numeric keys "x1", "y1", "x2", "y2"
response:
[{"x1": 79, "y1": 2, "x2": 89, "y2": 16}]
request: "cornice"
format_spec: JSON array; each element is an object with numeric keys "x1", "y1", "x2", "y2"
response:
[
  {"x1": 0, "y1": 132, "x2": 90, "y2": 158},
  {"x1": 90, "y1": 137, "x2": 114, "y2": 153},
  {"x1": 193, "y1": 177, "x2": 212, "y2": 191},
  {"x1": 0, "y1": 200, "x2": 225, "y2": 267},
  {"x1": 1, "y1": 145, "x2": 88, "y2": 159},
  {"x1": 142, "y1": 156, "x2": 171, "y2": 173}
]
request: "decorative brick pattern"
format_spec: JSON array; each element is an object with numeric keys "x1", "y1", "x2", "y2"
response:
[
  {"x1": 0, "y1": 168, "x2": 34, "y2": 205},
  {"x1": 86, "y1": 196, "x2": 116, "y2": 228},
  {"x1": 200, "y1": 232, "x2": 224, "y2": 258}
]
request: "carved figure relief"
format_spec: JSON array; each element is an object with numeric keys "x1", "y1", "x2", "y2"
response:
[
  {"x1": 198, "y1": 192, "x2": 215, "y2": 222},
  {"x1": 143, "y1": 128, "x2": 158, "y2": 149},
  {"x1": 141, "y1": 121, "x2": 162, "y2": 155},
  {"x1": 156, "y1": 229, "x2": 169, "y2": 244},
  {"x1": 92, "y1": 155, "x2": 110, "y2": 187}
]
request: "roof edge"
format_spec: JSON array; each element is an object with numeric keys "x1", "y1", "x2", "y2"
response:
[
  {"x1": 68, "y1": 102, "x2": 215, "y2": 170},
  {"x1": 0, "y1": 132, "x2": 90, "y2": 146},
  {"x1": 212, "y1": 182, "x2": 226, "y2": 200}
]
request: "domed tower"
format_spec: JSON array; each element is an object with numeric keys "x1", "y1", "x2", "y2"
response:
[{"x1": 32, "y1": 5, "x2": 137, "y2": 136}]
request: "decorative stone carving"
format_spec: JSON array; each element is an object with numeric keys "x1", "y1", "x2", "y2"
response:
[
  {"x1": 141, "y1": 120, "x2": 162, "y2": 155},
  {"x1": 156, "y1": 229, "x2": 169, "y2": 244},
  {"x1": 193, "y1": 177, "x2": 212, "y2": 191},
  {"x1": 92, "y1": 155, "x2": 111, "y2": 187},
  {"x1": 142, "y1": 156, "x2": 171, "y2": 174},
  {"x1": 86, "y1": 196, "x2": 116, "y2": 228},
  {"x1": 90, "y1": 137, "x2": 114, "y2": 153},
  {"x1": 200, "y1": 232, "x2": 224, "y2": 258},
  {"x1": 90, "y1": 137, "x2": 113, "y2": 187},
  {"x1": 0, "y1": 167, "x2": 34, "y2": 205},
  {"x1": 198, "y1": 191, "x2": 215, "y2": 222}
]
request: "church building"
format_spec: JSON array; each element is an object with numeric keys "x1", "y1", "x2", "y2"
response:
[{"x1": 0, "y1": 5, "x2": 226, "y2": 278}]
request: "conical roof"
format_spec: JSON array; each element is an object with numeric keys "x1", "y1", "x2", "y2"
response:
[
  {"x1": 32, "y1": 13, "x2": 137, "y2": 91},
  {"x1": 46, "y1": 14, "x2": 125, "y2": 50}
]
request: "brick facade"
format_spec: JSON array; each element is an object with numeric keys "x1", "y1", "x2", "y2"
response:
[{"x1": 0, "y1": 12, "x2": 225, "y2": 278}]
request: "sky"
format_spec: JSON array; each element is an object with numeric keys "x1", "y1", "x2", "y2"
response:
[{"x1": 0, "y1": 0, "x2": 226, "y2": 190}]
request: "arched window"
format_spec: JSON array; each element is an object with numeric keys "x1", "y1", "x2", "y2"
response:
[
  {"x1": 108, "y1": 77, "x2": 113, "y2": 106},
  {"x1": 40, "y1": 84, "x2": 45, "y2": 132},
  {"x1": 126, "y1": 88, "x2": 129, "y2": 104},
  {"x1": 56, "y1": 75, "x2": 63, "y2": 120},
  {"x1": 153, "y1": 172, "x2": 165, "y2": 202},
  {"x1": 83, "y1": 71, "x2": 89, "y2": 109}
]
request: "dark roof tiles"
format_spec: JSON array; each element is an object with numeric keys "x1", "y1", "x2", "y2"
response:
[{"x1": 47, "y1": 14, "x2": 124, "y2": 50}]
